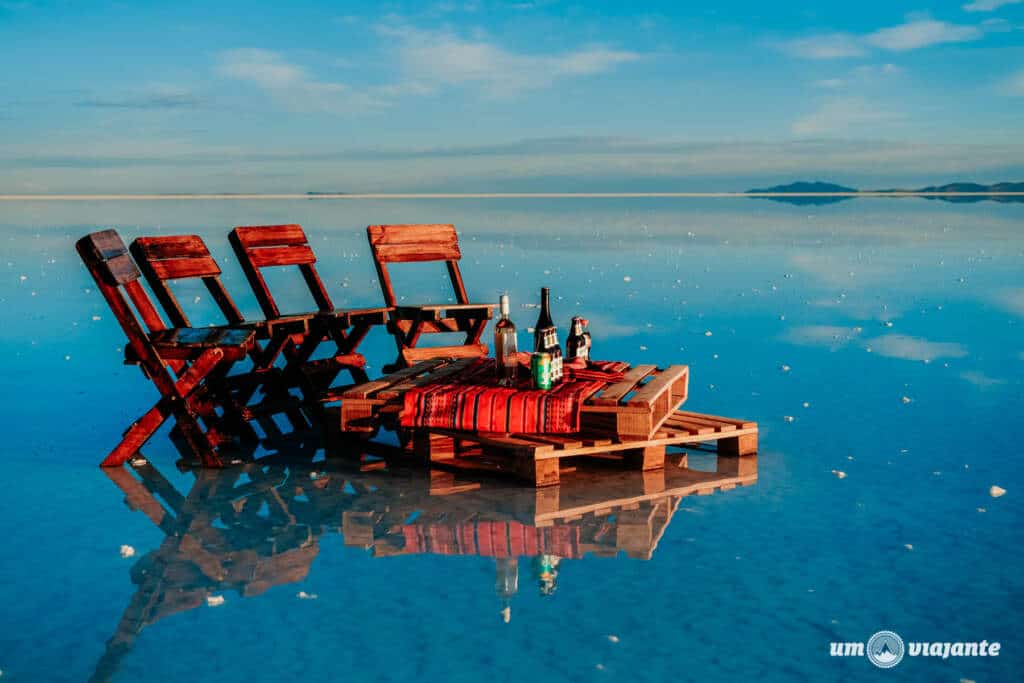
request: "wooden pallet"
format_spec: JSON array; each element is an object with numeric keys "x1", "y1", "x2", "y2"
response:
[
  {"x1": 581, "y1": 364, "x2": 689, "y2": 439},
  {"x1": 410, "y1": 409, "x2": 757, "y2": 486}
]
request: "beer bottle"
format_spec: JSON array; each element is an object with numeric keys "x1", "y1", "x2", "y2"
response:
[{"x1": 566, "y1": 316, "x2": 592, "y2": 362}]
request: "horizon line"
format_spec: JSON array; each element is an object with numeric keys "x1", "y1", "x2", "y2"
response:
[{"x1": 2, "y1": 191, "x2": 1024, "y2": 201}]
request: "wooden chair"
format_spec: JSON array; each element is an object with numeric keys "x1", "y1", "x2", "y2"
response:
[
  {"x1": 129, "y1": 233, "x2": 311, "y2": 433},
  {"x1": 228, "y1": 224, "x2": 389, "y2": 398},
  {"x1": 77, "y1": 230, "x2": 258, "y2": 468},
  {"x1": 367, "y1": 224, "x2": 494, "y2": 367}
]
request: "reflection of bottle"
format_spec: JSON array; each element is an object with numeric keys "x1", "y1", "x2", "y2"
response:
[
  {"x1": 533, "y1": 288, "x2": 562, "y2": 382},
  {"x1": 494, "y1": 295, "x2": 518, "y2": 386},
  {"x1": 533, "y1": 554, "x2": 561, "y2": 596},
  {"x1": 566, "y1": 317, "x2": 591, "y2": 362},
  {"x1": 495, "y1": 557, "x2": 519, "y2": 623}
]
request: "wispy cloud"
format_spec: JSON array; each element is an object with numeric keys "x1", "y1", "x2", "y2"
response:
[
  {"x1": 962, "y1": 0, "x2": 1021, "y2": 12},
  {"x1": 779, "y1": 33, "x2": 866, "y2": 59},
  {"x1": 75, "y1": 86, "x2": 203, "y2": 110},
  {"x1": 216, "y1": 48, "x2": 387, "y2": 113},
  {"x1": 995, "y1": 288, "x2": 1024, "y2": 315},
  {"x1": 998, "y1": 67, "x2": 1024, "y2": 95},
  {"x1": 960, "y1": 370, "x2": 1007, "y2": 387},
  {"x1": 865, "y1": 19, "x2": 983, "y2": 51},
  {"x1": 780, "y1": 17, "x2": 987, "y2": 59},
  {"x1": 377, "y1": 23, "x2": 641, "y2": 97},
  {"x1": 867, "y1": 334, "x2": 967, "y2": 361},
  {"x1": 792, "y1": 97, "x2": 903, "y2": 136}
]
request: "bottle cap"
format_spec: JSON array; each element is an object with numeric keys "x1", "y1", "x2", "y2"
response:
[{"x1": 499, "y1": 294, "x2": 510, "y2": 316}]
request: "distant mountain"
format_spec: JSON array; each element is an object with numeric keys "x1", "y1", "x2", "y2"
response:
[
  {"x1": 746, "y1": 181, "x2": 857, "y2": 205},
  {"x1": 746, "y1": 180, "x2": 1024, "y2": 205},
  {"x1": 912, "y1": 181, "x2": 1024, "y2": 203},
  {"x1": 747, "y1": 181, "x2": 857, "y2": 194}
]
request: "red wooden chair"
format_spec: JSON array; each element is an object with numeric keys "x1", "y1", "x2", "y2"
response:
[
  {"x1": 129, "y1": 234, "x2": 311, "y2": 432},
  {"x1": 367, "y1": 224, "x2": 494, "y2": 367},
  {"x1": 228, "y1": 224, "x2": 389, "y2": 398},
  {"x1": 77, "y1": 230, "x2": 257, "y2": 468}
]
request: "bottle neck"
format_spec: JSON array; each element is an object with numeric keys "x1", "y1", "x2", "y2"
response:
[{"x1": 538, "y1": 288, "x2": 553, "y2": 327}]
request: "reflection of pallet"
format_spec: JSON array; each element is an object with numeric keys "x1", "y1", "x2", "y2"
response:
[{"x1": 410, "y1": 409, "x2": 757, "y2": 486}]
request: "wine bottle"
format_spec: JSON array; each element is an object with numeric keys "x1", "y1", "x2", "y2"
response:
[
  {"x1": 533, "y1": 287, "x2": 563, "y2": 382},
  {"x1": 494, "y1": 294, "x2": 518, "y2": 386}
]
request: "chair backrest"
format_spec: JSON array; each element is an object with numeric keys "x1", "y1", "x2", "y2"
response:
[
  {"x1": 76, "y1": 230, "x2": 167, "y2": 370},
  {"x1": 228, "y1": 224, "x2": 333, "y2": 319},
  {"x1": 366, "y1": 224, "x2": 468, "y2": 307},
  {"x1": 130, "y1": 235, "x2": 245, "y2": 328}
]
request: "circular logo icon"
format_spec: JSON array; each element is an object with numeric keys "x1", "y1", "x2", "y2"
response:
[{"x1": 866, "y1": 631, "x2": 905, "y2": 668}]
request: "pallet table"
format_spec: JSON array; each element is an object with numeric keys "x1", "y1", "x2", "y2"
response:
[{"x1": 327, "y1": 358, "x2": 757, "y2": 486}]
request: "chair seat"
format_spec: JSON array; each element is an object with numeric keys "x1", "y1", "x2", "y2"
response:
[
  {"x1": 315, "y1": 306, "x2": 390, "y2": 326},
  {"x1": 393, "y1": 303, "x2": 494, "y2": 321},
  {"x1": 151, "y1": 327, "x2": 256, "y2": 349}
]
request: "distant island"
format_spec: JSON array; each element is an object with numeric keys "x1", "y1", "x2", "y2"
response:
[{"x1": 746, "y1": 181, "x2": 1024, "y2": 205}]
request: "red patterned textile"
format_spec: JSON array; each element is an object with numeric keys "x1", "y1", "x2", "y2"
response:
[{"x1": 399, "y1": 357, "x2": 628, "y2": 434}]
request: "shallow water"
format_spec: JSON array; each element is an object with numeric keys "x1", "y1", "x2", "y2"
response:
[{"x1": 0, "y1": 198, "x2": 1021, "y2": 682}]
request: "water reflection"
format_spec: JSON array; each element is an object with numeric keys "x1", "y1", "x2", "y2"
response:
[{"x1": 93, "y1": 448, "x2": 756, "y2": 682}]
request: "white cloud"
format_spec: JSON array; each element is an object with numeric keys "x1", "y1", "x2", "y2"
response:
[
  {"x1": 867, "y1": 334, "x2": 967, "y2": 361},
  {"x1": 998, "y1": 68, "x2": 1024, "y2": 95},
  {"x1": 778, "y1": 33, "x2": 866, "y2": 59},
  {"x1": 792, "y1": 97, "x2": 902, "y2": 136},
  {"x1": 865, "y1": 19, "x2": 983, "y2": 51},
  {"x1": 780, "y1": 325, "x2": 863, "y2": 349},
  {"x1": 963, "y1": 0, "x2": 1021, "y2": 12},
  {"x1": 995, "y1": 288, "x2": 1024, "y2": 314},
  {"x1": 377, "y1": 23, "x2": 641, "y2": 97},
  {"x1": 960, "y1": 370, "x2": 1007, "y2": 387},
  {"x1": 781, "y1": 18, "x2": 987, "y2": 59},
  {"x1": 216, "y1": 48, "x2": 387, "y2": 113}
]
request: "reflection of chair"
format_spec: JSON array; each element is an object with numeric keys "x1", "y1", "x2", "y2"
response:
[
  {"x1": 367, "y1": 224, "x2": 495, "y2": 367},
  {"x1": 229, "y1": 224, "x2": 389, "y2": 395},
  {"x1": 95, "y1": 447, "x2": 758, "y2": 681},
  {"x1": 77, "y1": 230, "x2": 257, "y2": 467}
]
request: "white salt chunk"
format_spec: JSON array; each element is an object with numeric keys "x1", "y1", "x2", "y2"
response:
[
  {"x1": 831, "y1": 470, "x2": 846, "y2": 479},
  {"x1": 990, "y1": 485, "x2": 1006, "y2": 498},
  {"x1": 207, "y1": 595, "x2": 225, "y2": 607},
  {"x1": 119, "y1": 544, "x2": 135, "y2": 558},
  {"x1": 783, "y1": 415, "x2": 794, "y2": 423},
  {"x1": 704, "y1": 330, "x2": 712, "y2": 337},
  {"x1": 607, "y1": 635, "x2": 620, "y2": 643},
  {"x1": 901, "y1": 396, "x2": 912, "y2": 404},
  {"x1": 780, "y1": 364, "x2": 791, "y2": 372},
  {"x1": 904, "y1": 544, "x2": 913, "y2": 551},
  {"x1": 622, "y1": 275, "x2": 632, "y2": 282},
  {"x1": 297, "y1": 591, "x2": 318, "y2": 600}
]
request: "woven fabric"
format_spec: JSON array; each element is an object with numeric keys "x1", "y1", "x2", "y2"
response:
[{"x1": 399, "y1": 357, "x2": 628, "y2": 434}]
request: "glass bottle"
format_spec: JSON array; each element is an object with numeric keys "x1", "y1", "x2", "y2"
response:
[
  {"x1": 494, "y1": 294, "x2": 518, "y2": 386},
  {"x1": 533, "y1": 287, "x2": 562, "y2": 382},
  {"x1": 566, "y1": 316, "x2": 592, "y2": 362}
]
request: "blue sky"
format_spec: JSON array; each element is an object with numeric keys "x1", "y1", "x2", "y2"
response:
[{"x1": 1, "y1": 0, "x2": 1022, "y2": 192}]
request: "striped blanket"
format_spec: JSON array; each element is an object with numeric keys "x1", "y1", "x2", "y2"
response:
[{"x1": 400, "y1": 357, "x2": 628, "y2": 434}]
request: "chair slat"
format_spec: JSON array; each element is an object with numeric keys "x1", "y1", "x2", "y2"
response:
[
  {"x1": 133, "y1": 235, "x2": 210, "y2": 259},
  {"x1": 234, "y1": 224, "x2": 308, "y2": 247},
  {"x1": 248, "y1": 244, "x2": 317, "y2": 267},
  {"x1": 105, "y1": 252, "x2": 142, "y2": 285},
  {"x1": 368, "y1": 224, "x2": 461, "y2": 263},
  {"x1": 148, "y1": 256, "x2": 222, "y2": 280}
]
